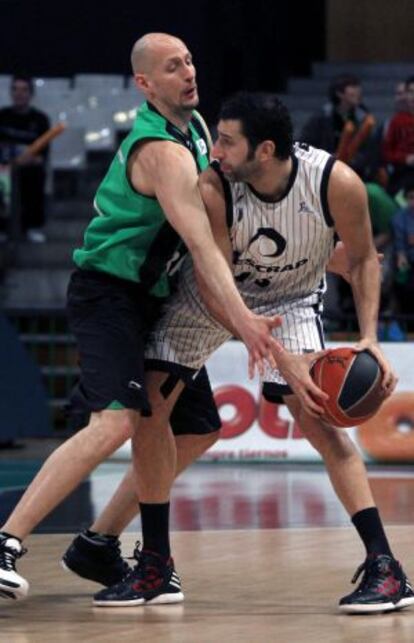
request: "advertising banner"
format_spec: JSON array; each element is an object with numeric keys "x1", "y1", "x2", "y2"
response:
[
  {"x1": 203, "y1": 341, "x2": 414, "y2": 463},
  {"x1": 111, "y1": 342, "x2": 414, "y2": 463}
]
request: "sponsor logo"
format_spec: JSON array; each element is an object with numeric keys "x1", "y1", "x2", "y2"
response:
[
  {"x1": 234, "y1": 227, "x2": 308, "y2": 287},
  {"x1": 196, "y1": 138, "x2": 208, "y2": 155},
  {"x1": 128, "y1": 381, "x2": 142, "y2": 390},
  {"x1": 247, "y1": 227, "x2": 287, "y2": 260},
  {"x1": 166, "y1": 248, "x2": 186, "y2": 276},
  {"x1": 298, "y1": 200, "x2": 314, "y2": 214}
]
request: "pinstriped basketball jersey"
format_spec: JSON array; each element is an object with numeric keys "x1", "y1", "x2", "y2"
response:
[
  {"x1": 228, "y1": 142, "x2": 335, "y2": 312},
  {"x1": 145, "y1": 144, "x2": 336, "y2": 374}
]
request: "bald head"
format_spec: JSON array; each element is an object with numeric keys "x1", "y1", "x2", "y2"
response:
[{"x1": 131, "y1": 33, "x2": 186, "y2": 74}]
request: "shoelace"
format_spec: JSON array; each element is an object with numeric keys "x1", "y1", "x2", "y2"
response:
[
  {"x1": 351, "y1": 560, "x2": 368, "y2": 585},
  {"x1": 124, "y1": 544, "x2": 163, "y2": 584},
  {"x1": 127, "y1": 541, "x2": 142, "y2": 564},
  {"x1": 0, "y1": 545, "x2": 27, "y2": 571},
  {"x1": 351, "y1": 556, "x2": 394, "y2": 588},
  {"x1": 104, "y1": 537, "x2": 124, "y2": 561}
]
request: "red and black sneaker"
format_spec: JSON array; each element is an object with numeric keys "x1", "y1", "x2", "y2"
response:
[
  {"x1": 339, "y1": 554, "x2": 413, "y2": 614},
  {"x1": 93, "y1": 548, "x2": 184, "y2": 607}
]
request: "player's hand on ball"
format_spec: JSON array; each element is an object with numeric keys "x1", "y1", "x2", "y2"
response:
[
  {"x1": 354, "y1": 339, "x2": 398, "y2": 397},
  {"x1": 276, "y1": 349, "x2": 330, "y2": 418}
]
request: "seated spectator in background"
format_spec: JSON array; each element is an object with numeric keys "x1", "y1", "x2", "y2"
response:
[
  {"x1": 366, "y1": 183, "x2": 401, "y2": 332},
  {"x1": 301, "y1": 75, "x2": 379, "y2": 181},
  {"x1": 391, "y1": 181, "x2": 414, "y2": 321},
  {"x1": 394, "y1": 81, "x2": 408, "y2": 112},
  {"x1": 382, "y1": 76, "x2": 414, "y2": 196},
  {"x1": 366, "y1": 182, "x2": 399, "y2": 252},
  {"x1": 392, "y1": 178, "x2": 414, "y2": 286},
  {"x1": 0, "y1": 75, "x2": 50, "y2": 242},
  {"x1": 336, "y1": 182, "x2": 398, "y2": 325}
]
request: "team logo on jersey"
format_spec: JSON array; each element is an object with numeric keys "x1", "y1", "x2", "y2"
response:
[
  {"x1": 234, "y1": 227, "x2": 308, "y2": 288},
  {"x1": 298, "y1": 200, "x2": 314, "y2": 214},
  {"x1": 166, "y1": 247, "x2": 186, "y2": 277},
  {"x1": 196, "y1": 138, "x2": 208, "y2": 155},
  {"x1": 247, "y1": 227, "x2": 287, "y2": 261}
]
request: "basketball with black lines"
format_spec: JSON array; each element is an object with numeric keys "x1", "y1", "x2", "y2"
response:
[{"x1": 311, "y1": 348, "x2": 386, "y2": 428}]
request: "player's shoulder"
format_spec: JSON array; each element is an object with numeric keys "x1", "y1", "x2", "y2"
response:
[
  {"x1": 293, "y1": 141, "x2": 331, "y2": 165},
  {"x1": 199, "y1": 162, "x2": 222, "y2": 187},
  {"x1": 137, "y1": 138, "x2": 192, "y2": 165},
  {"x1": 199, "y1": 163, "x2": 226, "y2": 206},
  {"x1": 328, "y1": 159, "x2": 367, "y2": 206}
]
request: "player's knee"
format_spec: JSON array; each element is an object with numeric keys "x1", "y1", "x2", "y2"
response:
[
  {"x1": 87, "y1": 410, "x2": 138, "y2": 454},
  {"x1": 311, "y1": 422, "x2": 357, "y2": 460}
]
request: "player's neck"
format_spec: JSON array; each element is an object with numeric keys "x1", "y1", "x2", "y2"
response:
[
  {"x1": 250, "y1": 157, "x2": 293, "y2": 201},
  {"x1": 150, "y1": 100, "x2": 192, "y2": 133}
]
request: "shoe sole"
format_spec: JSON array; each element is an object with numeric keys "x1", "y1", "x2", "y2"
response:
[
  {"x1": 0, "y1": 580, "x2": 29, "y2": 600},
  {"x1": 61, "y1": 557, "x2": 98, "y2": 583},
  {"x1": 61, "y1": 558, "x2": 123, "y2": 587},
  {"x1": 397, "y1": 596, "x2": 414, "y2": 609},
  {"x1": 339, "y1": 600, "x2": 409, "y2": 614},
  {"x1": 93, "y1": 592, "x2": 185, "y2": 608}
]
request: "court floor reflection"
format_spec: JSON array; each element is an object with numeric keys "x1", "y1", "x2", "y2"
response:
[{"x1": 1, "y1": 462, "x2": 414, "y2": 533}]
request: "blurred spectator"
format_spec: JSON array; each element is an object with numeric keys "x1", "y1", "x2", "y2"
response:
[
  {"x1": 336, "y1": 182, "x2": 398, "y2": 325},
  {"x1": 394, "y1": 81, "x2": 408, "y2": 113},
  {"x1": 366, "y1": 182, "x2": 398, "y2": 252},
  {"x1": 392, "y1": 178, "x2": 414, "y2": 322},
  {"x1": 382, "y1": 82, "x2": 406, "y2": 140},
  {"x1": 300, "y1": 75, "x2": 378, "y2": 181},
  {"x1": 0, "y1": 75, "x2": 50, "y2": 242},
  {"x1": 366, "y1": 183, "x2": 399, "y2": 321},
  {"x1": 382, "y1": 76, "x2": 414, "y2": 196}
]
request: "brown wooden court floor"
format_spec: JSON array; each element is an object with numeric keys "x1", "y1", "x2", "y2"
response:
[{"x1": 1, "y1": 527, "x2": 414, "y2": 643}]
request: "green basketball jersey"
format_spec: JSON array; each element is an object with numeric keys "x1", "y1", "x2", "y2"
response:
[{"x1": 73, "y1": 101, "x2": 210, "y2": 298}]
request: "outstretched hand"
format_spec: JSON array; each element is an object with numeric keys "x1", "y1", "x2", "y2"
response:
[{"x1": 238, "y1": 313, "x2": 284, "y2": 378}]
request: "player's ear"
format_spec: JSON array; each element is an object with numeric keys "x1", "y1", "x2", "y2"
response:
[
  {"x1": 134, "y1": 73, "x2": 148, "y2": 92},
  {"x1": 257, "y1": 140, "x2": 275, "y2": 161}
]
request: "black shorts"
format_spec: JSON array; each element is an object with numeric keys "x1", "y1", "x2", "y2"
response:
[{"x1": 66, "y1": 269, "x2": 221, "y2": 436}]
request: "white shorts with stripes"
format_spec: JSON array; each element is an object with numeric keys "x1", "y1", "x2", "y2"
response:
[{"x1": 145, "y1": 279, "x2": 325, "y2": 391}]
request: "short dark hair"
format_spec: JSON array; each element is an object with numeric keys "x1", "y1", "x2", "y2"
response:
[
  {"x1": 218, "y1": 92, "x2": 293, "y2": 160},
  {"x1": 328, "y1": 74, "x2": 360, "y2": 105},
  {"x1": 11, "y1": 75, "x2": 34, "y2": 94},
  {"x1": 405, "y1": 75, "x2": 414, "y2": 89}
]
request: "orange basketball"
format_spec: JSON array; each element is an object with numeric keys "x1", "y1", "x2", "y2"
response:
[{"x1": 311, "y1": 347, "x2": 386, "y2": 428}]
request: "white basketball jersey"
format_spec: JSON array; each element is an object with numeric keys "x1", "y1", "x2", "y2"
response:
[
  {"x1": 227, "y1": 142, "x2": 335, "y2": 313},
  {"x1": 145, "y1": 144, "x2": 336, "y2": 374}
]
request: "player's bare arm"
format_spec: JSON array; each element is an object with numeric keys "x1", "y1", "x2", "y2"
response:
[
  {"x1": 130, "y1": 141, "x2": 282, "y2": 375},
  {"x1": 326, "y1": 241, "x2": 383, "y2": 283},
  {"x1": 328, "y1": 161, "x2": 397, "y2": 394},
  {"x1": 196, "y1": 167, "x2": 240, "y2": 335}
]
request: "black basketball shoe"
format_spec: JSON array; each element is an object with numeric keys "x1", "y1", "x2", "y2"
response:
[
  {"x1": 0, "y1": 534, "x2": 29, "y2": 600},
  {"x1": 93, "y1": 548, "x2": 184, "y2": 607},
  {"x1": 61, "y1": 530, "x2": 130, "y2": 587},
  {"x1": 339, "y1": 554, "x2": 413, "y2": 613},
  {"x1": 396, "y1": 576, "x2": 414, "y2": 609}
]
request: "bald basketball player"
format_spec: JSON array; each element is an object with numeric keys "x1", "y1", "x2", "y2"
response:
[{"x1": 0, "y1": 35, "x2": 318, "y2": 604}]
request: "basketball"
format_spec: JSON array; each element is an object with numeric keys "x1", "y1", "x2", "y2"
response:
[{"x1": 311, "y1": 347, "x2": 386, "y2": 428}]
